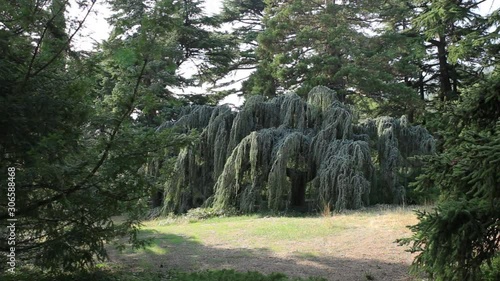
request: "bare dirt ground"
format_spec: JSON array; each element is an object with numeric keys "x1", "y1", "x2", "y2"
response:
[{"x1": 108, "y1": 205, "x2": 427, "y2": 281}]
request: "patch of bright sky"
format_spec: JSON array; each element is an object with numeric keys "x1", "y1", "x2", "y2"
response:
[
  {"x1": 70, "y1": 0, "x2": 500, "y2": 107},
  {"x1": 67, "y1": 1, "x2": 112, "y2": 52}
]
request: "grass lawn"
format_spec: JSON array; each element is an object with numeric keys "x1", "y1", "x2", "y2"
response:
[{"x1": 106, "y1": 205, "x2": 429, "y2": 281}]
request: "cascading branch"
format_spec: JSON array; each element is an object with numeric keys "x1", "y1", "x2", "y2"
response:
[
  {"x1": 156, "y1": 86, "x2": 435, "y2": 213},
  {"x1": 354, "y1": 116, "x2": 436, "y2": 204}
]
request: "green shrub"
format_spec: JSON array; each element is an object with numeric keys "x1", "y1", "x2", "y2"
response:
[
  {"x1": 185, "y1": 207, "x2": 239, "y2": 222},
  {"x1": 1, "y1": 268, "x2": 326, "y2": 281},
  {"x1": 0, "y1": 267, "x2": 116, "y2": 281},
  {"x1": 171, "y1": 269, "x2": 326, "y2": 281},
  {"x1": 481, "y1": 254, "x2": 500, "y2": 281}
]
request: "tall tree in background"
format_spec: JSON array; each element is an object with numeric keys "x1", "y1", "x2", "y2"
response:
[
  {"x1": 218, "y1": 0, "x2": 496, "y2": 121},
  {"x1": 368, "y1": 1, "x2": 427, "y2": 121},
  {"x1": 108, "y1": 0, "x2": 238, "y2": 120},
  {"x1": 217, "y1": 0, "x2": 267, "y2": 95},
  {"x1": 106, "y1": 0, "x2": 240, "y2": 211},
  {"x1": 237, "y1": 0, "x2": 427, "y2": 120},
  {"x1": 255, "y1": 0, "x2": 366, "y2": 96},
  {"x1": 219, "y1": 0, "x2": 265, "y2": 68},
  {"x1": 411, "y1": 0, "x2": 494, "y2": 102}
]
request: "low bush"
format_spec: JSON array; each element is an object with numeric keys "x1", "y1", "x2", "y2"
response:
[
  {"x1": 481, "y1": 254, "x2": 500, "y2": 281},
  {"x1": 171, "y1": 269, "x2": 326, "y2": 281},
  {"x1": 185, "y1": 207, "x2": 240, "y2": 222},
  {"x1": 1, "y1": 267, "x2": 326, "y2": 281}
]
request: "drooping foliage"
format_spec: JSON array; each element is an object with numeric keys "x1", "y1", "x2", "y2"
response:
[
  {"x1": 157, "y1": 86, "x2": 435, "y2": 214},
  {"x1": 355, "y1": 115, "x2": 435, "y2": 204}
]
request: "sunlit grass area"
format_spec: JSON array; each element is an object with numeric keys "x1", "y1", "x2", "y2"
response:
[
  {"x1": 140, "y1": 205, "x2": 426, "y2": 246},
  {"x1": 102, "y1": 205, "x2": 429, "y2": 280},
  {"x1": 143, "y1": 216, "x2": 345, "y2": 246}
]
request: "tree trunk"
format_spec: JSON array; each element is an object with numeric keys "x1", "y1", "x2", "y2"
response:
[
  {"x1": 433, "y1": 35, "x2": 452, "y2": 101},
  {"x1": 287, "y1": 168, "x2": 308, "y2": 207},
  {"x1": 419, "y1": 71, "x2": 425, "y2": 100},
  {"x1": 151, "y1": 190, "x2": 163, "y2": 208}
]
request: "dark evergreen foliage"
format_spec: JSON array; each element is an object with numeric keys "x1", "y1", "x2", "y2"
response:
[
  {"x1": 0, "y1": 0, "x2": 193, "y2": 272},
  {"x1": 399, "y1": 67, "x2": 500, "y2": 280}
]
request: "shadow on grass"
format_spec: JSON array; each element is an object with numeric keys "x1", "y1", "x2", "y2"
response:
[{"x1": 108, "y1": 229, "x2": 418, "y2": 281}]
